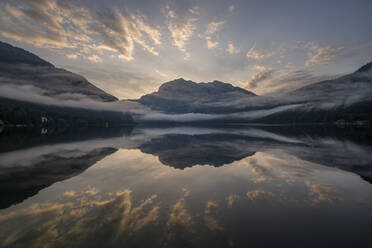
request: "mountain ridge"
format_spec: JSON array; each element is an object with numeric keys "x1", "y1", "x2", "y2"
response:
[
  {"x1": 137, "y1": 78, "x2": 260, "y2": 114},
  {"x1": 355, "y1": 61, "x2": 372, "y2": 73},
  {"x1": 156, "y1": 78, "x2": 256, "y2": 97},
  {"x1": 0, "y1": 41, "x2": 53, "y2": 67},
  {"x1": 0, "y1": 41, "x2": 135, "y2": 127},
  {"x1": 0, "y1": 41, "x2": 117, "y2": 102}
]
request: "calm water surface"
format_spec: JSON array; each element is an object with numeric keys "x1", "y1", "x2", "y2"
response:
[{"x1": 0, "y1": 126, "x2": 372, "y2": 248}]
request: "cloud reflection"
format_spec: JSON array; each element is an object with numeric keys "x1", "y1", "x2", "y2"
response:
[{"x1": 1, "y1": 126, "x2": 372, "y2": 247}]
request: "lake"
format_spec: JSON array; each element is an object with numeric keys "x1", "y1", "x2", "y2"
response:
[{"x1": 0, "y1": 125, "x2": 371, "y2": 248}]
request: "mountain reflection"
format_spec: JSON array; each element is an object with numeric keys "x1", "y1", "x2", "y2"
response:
[
  {"x1": 0, "y1": 128, "x2": 131, "y2": 209},
  {"x1": 1, "y1": 125, "x2": 372, "y2": 210},
  {"x1": 140, "y1": 133, "x2": 257, "y2": 168},
  {"x1": 0, "y1": 146, "x2": 116, "y2": 209},
  {"x1": 0, "y1": 126, "x2": 372, "y2": 247},
  {"x1": 137, "y1": 126, "x2": 372, "y2": 183}
]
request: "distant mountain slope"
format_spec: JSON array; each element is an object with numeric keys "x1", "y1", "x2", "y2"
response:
[
  {"x1": 289, "y1": 61, "x2": 372, "y2": 105},
  {"x1": 0, "y1": 145, "x2": 117, "y2": 209},
  {"x1": 252, "y1": 61, "x2": 372, "y2": 124},
  {"x1": 0, "y1": 41, "x2": 117, "y2": 102},
  {"x1": 137, "y1": 78, "x2": 262, "y2": 114},
  {"x1": 140, "y1": 133, "x2": 257, "y2": 169},
  {"x1": 355, "y1": 61, "x2": 372, "y2": 73},
  {"x1": 0, "y1": 41, "x2": 136, "y2": 127},
  {"x1": 0, "y1": 41, "x2": 53, "y2": 66},
  {"x1": 156, "y1": 78, "x2": 255, "y2": 98},
  {"x1": 133, "y1": 61, "x2": 372, "y2": 123}
]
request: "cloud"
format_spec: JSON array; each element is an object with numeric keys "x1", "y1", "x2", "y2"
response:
[
  {"x1": 87, "y1": 55, "x2": 102, "y2": 63},
  {"x1": 188, "y1": 6, "x2": 200, "y2": 15},
  {"x1": 92, "y1": 9, "x2": 161, "y2": 60},
  {"x1": 205, "y1": 21, "x2": 225, "y2": 49},
  {"x1": 205, "y1": 21, "x2": 225, "y2": 36},
  {"x1": 204, "y1": 201, "x2": 223, "y2": 231},
  {"x1": 246, "y1": 43, "x2": 273, "y2": 60},
  {"x1": 140, "y1": 104, "x2": 304, "y2": 122},
  {"x1": 265, "y1": 70, "x2": 338, "y2": 94},
  {"x1": 184, "y1": 52, "x2": 191, "y2": 61},
  {"x1": 132, "y1": 15, "x2": 161, "y2": 45},
  {"x1": 227, "y1": 42, "x2": 239, "y2": 54},
  {"x1": 244, "y1": 69, "x2": 276, "y2": 89},
  {"x1": 0, "y1": 0, "x2": 162, "y2": 61},
  {"x1": 168, "y1": 17, "x2": 196, "y2": 52},
  {"x1": 0, "y1": 83, "x2": 125, "y2": 112},
  {"x1": 0, "y1": 186, "x2": 161, "y2": 247},
  {"x1": 226, "y1": 194, "x2": 240, "y2": 208},
  {"x1": 253, "y1": 65, "x2": 267, "y2": 71},
  {"x1": 305, "y1": 181, "x2": 342, "y2": 204},
  {"x1": 166, "y1": 5, "x2": 197, "y2": 54},
  {"x1": 206, "y1": 37, "x2": 219, "y2": 49},
  {"x1": 241, "y1": 68, "x2": 339, "y2": 95},
  {"x1": 0, "y1": 0, "x2": 77, "y2": 48},
  {"x1": 66, "y1": 54, "x2": 78, "y2": 60},
  {"x1": 166, "y1": 189, "x2": 194, "y2": 239},
  {"x1": 302, "y1": 42, "x2": 344, "y2": 67},
  {"x1": 229, "y1": 5, "x2": 235, "y2": 13},
  {"x1": 246, "y1": 189, "x2": 273, "y2": 201}
]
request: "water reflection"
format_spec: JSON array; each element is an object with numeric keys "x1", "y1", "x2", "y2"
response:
[{"x1": 0, "y1": 126, "x2": 371, "y2": 247}]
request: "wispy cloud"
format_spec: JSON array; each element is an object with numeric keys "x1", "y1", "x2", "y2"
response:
[
  {"x1": 243, "y1": 70, "x2": 277, "y2": 89},
  {"x1": 90, "y1": 9, "x2": 161, "y2": 60},
  {"x1": 206, "y1": 37, "x2": 219, "y2": 49},
  {"x1": 166, "y1": 4, "x2": 197, "y2": 57},
  {"x1": 168, "y1": 18, "x2": 196, "y2": 51},
  {"x1": 87, "y1": 55, "x2": 102, "y2": 63},
  {"x1": 0, "y1": 0, "x2": 81, "y2": 48},
  {"x1": 246, "y1": 43, "x2": 273, "y2": 60},
  {"x1": 268, "y1": 70, "x2": 338, "y2": 93},
  {"x1": 243, "y1": 69, "x2": 338, "y2": 94},
  {"x1": 253, "y1": 65, "x2": 267, "y2": 71},
  {"x1": 301, "y1": 42, "x2": 344, "y2": 67},
  {"x1": 205, "y1": 21, "x2": 225, "y2": 36},
  {"x1": 66, "y1": 54, "x2": 78, "y2": 60},
  {"x1": 0, "y1": 0, "x2": 162, "y2": 61},
  {"x1": 227, "y1": 43, "x2": 240, "y2": 54},
  {"x1": 0, "y1": 83, "x2": 122, "y2": 112},
  {"x1": 188, "y1": 6, "x2": 200, "y2": 15},
  {"x1": 133, "y1": 15, "x2": 161, "y2": 45},
  {"x1": 205, "y1": 21, "x2": 225, "y2": 49},
  {"x1": 229, "y1": 5, "x2": 235, "y2": 13}
]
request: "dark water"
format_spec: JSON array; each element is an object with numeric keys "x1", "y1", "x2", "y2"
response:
[{"x1": 0, "y1": 125, "x2": 372, "y2": 248}]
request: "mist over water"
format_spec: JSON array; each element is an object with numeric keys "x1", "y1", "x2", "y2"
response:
[{"x1": 0, "y1": 125, "x2": 371, "y2": 248}]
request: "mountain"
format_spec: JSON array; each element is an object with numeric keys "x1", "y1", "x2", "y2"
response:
[
  {"x1": 289, "y1": 61, "x2": 372, "y2": 105},
  {"x1": 132, "y1": 126, "x2": 372, "y2": 183},
  {"x1": 137, "y1": 78, "x2": 261, "y2": 114},
  {"x1": 0, "y1": 41, "x2": 134, "y2": 127},
  {"x1": 1, "y1": 40, "x2": 371, "y2": 124},
  {"x1": 0, "y1": 41, "x2": 117, "y2": 102},
  {"x1": 355, "y1": 61, "x2": 372, "y2": 73},
  {"x1": 0, "y1": 41, "x2": 53, "y2": 67},
  {"x1": 140, "y1": 133, "x2": 257, "y2": 168},
  {"x1": 133, "y1": 62, "x2": 372, "y2": 124},
  {"x1": 256, "y1": 61, "x2": 372, "y2": 123},
  {"x1": 0, "y1": 126, "x2": 133, "y2": 209},
  {"x1": 0, "y1": 147, "x2": 116, "y2": 209}
]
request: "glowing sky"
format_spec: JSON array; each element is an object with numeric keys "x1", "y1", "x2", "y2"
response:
[{"x1": 0, "y1": 0, "x2": 371, "y2": 99}]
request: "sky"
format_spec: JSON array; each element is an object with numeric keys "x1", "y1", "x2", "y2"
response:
[{"x1": 0, "y1": 0, "x2": 371, "y2": 99}]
